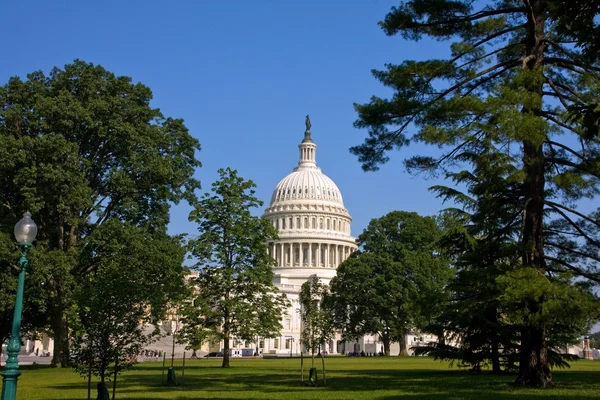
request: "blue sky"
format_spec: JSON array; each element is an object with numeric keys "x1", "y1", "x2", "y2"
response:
[{"x1": 1, "y1": 0, "x2": 453, "y2": 238}]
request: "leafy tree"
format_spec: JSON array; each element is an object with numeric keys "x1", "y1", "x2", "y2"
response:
[
  {"x1": 352, "y1": 0, "x2": 600, "y2": 387},
  {"x1": 299, "y1": 275, "x2": 335, "y2": 367},
  {"x1": 330, "y1": 211, "x2": 450, "y2": 356},
  {"x1": 70, "y1": 220, "x2": 186, "y2": 399},
  {"x1": 177, "y1": 281, "x2": 211, "y2": 359},
  {"x1": 0, "y1": 60, "x2": 201, "y2": 366},
  {"x1": 186, "y1": 168, "x2": 289, "y2": 368},
  {"x1": 331, "y1": 253, "x2": 411, "y2": 356}
]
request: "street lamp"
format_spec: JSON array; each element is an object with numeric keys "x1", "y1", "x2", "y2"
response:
[
  {"x1": 285, "y1": 336, "x2": 294, "y2": 358},
  {"x1": 1, "y1": 212, "x2": 38, "y2": 400}
]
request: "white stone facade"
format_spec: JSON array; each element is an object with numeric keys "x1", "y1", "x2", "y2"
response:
[{"x1": 259, "y1": 122, "x2": 358, "y2": 355}]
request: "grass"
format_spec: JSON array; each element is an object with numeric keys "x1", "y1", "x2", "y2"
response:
[{"x1": 11, "y1": 356, "x2": 600, "y2": 399}]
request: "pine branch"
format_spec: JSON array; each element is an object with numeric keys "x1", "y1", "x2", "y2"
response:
[
  {"x1": 379, "y1": 59, "x2": 520, "y2": 158},
  {"x1": 545, "y1": 200, "x2": 600, "y2": 228},
  {"x1": 399, "y1": 7, "x2": 527, "y2": 30},
  {"x1": 541, "y1": 111, "x2": 581, "y2": 135},
  {"x1": 544, "y1": 203, "x2": 600, "y2": 248},
  {"x1": 546, "y1": 240, "x2": 600, "y2": 264},
  {"x1": 544, "y1": 255, "x2": 600, "y2": 283},
  {"x1": 545, "y1": 140, "x2": 585, "y2": 161}
]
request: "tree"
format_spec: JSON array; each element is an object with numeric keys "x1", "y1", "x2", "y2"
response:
[
  {"x1": 352, "y1": 0, "x2": 600, "y2": 387},
  {"x1": 186, "y1": 168, "x2": 289, "y2": 368},
  {"x1": 430, "y1": 149, "x2": 596, "y2": 373},
  {"x1": 177, "y1": 280, "x2": 211, "y2": 359},
  {"x1": 299, "y1": 275, "x2": 335, "y2": 367},
  {"x1": 0, "y1": 60, "x2": 201, "y2": 366},
  {"x1": 330, "y1": 211, "x2": 451, "y2": 356},
  {"x1": 70, "y1": 220, "x2": 186, "y2": 399}
]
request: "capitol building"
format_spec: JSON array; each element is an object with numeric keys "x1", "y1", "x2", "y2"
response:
[{"x1": 261, "y1": 117, "x2": 359, "y2": 355}]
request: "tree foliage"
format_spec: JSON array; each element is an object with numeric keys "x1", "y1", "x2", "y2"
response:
[
  {"x1": 186, "y1": 168, "x2": 289, "y2": 368},
  {"x1": 70, "y1": 220, "x2": 186, "y2": 391},
  {"x1": 352, "y1": 0, "x2": 600, "y2": 387},
  {"x1": 299, "y1": 276, "x2": 335, "y2": 362},
  {"x1": 330, "y1": 211, "x2": 451, "y2": 356},
  {"x1": 0, "y1": 60, "x2": 201, "y2": 365}
]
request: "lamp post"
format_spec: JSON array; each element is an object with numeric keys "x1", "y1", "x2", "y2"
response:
[
  {"x1": 1, "y1": 212, "x2": 38, "y2": 400},
  {"x1": 285, "y1": 336, "x2": 294, "y2": 358}
]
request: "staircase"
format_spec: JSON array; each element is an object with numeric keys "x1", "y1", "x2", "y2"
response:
[{"x1": 140, "y1": 325, "x2": 205, "y2": 360}]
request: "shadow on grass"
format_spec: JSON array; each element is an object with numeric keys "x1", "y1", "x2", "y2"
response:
[{"x1": 46, "y1": 363, "x2": 600, "y2": 400}]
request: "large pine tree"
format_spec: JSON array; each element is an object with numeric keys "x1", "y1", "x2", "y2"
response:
[{"x1": 352, "y1": 0, "x2": 600, "y2": 387}]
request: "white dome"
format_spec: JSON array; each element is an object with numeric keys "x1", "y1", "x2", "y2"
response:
[{"x1": 270, "y1": 168, "x2": 344, "y2": 206}]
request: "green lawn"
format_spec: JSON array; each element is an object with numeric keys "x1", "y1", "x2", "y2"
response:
[{"x1": 11, "y1": 357, "x2": 600, "y2": 399}]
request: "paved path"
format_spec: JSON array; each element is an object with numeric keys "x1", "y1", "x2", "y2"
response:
[{"x1": 0, "y1": 354, "x2": 53, "y2": 366}]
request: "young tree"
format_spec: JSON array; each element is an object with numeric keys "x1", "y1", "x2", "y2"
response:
[
  {"x1": 71, "y1": 220, "x2": 186, "y2": 399},
  {"x1": 187, "y1": 168, "x2": 289, "y2": 368},
  {"x1": 352, "y1": 0, "x2": 600, "y2": 387},
  {"x1": 299, "y1": 275, "x2": 335, "y2": 373},
  {"x1": 0, "y1": 60, "x2": 201, "y2": 366},
  {"x1": 330, "y1": 211, "x2": 450, "y2": 355},
  {"x1": 177, "y1": 281, "x2": 211, "y2": 359}
]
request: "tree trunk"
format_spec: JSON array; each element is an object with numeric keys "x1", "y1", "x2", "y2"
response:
[
  {"x1": 398, "y1": 336, "x2": 408, "y2": 356},
  {"x1": 515, "y1": 0, "x2": 553, "y2": 388},
  {"x1": 491, "y1": 337, "x2": 501, "y2": 374},
  {"x1": 320, "y1": 352, "x2": 326, "y2": 386},
  {"x1": 517, "y1": 324, "x2": 552, "y2": 387},
  {"x1": 50, "y1": 306, "x2": 70, "y2": 367},
  {"x1": 87, "y1": 357, "x2": 92, "y2": 400},
  {"x1": 112, "y1": 355, "x2": 118, "y2": 400},
  {"x1": 221, "y1": 332, "x2": 230, "y2": 368}
]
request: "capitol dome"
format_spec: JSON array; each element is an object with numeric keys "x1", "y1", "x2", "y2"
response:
[
  {"x1": 260, "y1": 115, "x2": 359, "y2": 356},
  {"x1": 270, "y1": 166, "x2": 344, "y2": 206},
  {"x1": 263, "y1": 116, "x2": 358, "y2": 277}
]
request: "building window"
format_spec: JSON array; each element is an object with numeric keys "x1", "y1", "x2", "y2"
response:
[
  {"x1": 333, "y1": 220, "x2": 337, "y2": 231},
  {"x1": 259, "y1": 340, "x2": 264, "y2": 348},
  {"x1": 289, "y1": 218, "x2": 293, "y2": 229},
  {"x1": 297, "y1": 217, "x2": 301, "y2": 228},
  {"x1": 276, "y1": 219, "x2": 279, "y2": 229},
  {"x1": 312, "y1": 218, "x2": 316, "y2": 229},
  {"x1": 274, "y1": 338, "x2": 279, "y2": 349},
  {"x1": 319, "y1": 219, "x2": 323, "y2": 229},
  {"x1": 282, "y1": 219, "x2": 286, "y2": 229},
  {"x1": 304, "y1": 217, "x2": 309, "y2": 228},
  {"x1": 285, "y1": 317, "x2": 291, "y2": 330},
  {"x1": 285, "y1": 339, "x2": 291, "y2": 349},
  {"x1": 327, "y1": 219, "x2": 330, "y2": 230}
]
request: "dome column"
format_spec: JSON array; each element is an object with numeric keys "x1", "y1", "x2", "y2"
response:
[
  {"x1": 288, "y1": 243, "x2": 293, "y2": 267},
  {"x1": 281, "y1": 243, "x2": 284, "y2": 266},
  {"x1": 317, "y1": 243, "x2": 321, "y2": 267}
]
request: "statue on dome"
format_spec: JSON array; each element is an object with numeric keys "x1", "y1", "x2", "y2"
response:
[{"x1": 303, "y1": 115, "x2": 313, "y2": 142}]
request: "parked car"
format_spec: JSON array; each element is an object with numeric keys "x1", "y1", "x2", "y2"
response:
[{"x1": 203, "y1": 352, "x2": 223, "y2": 358}]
